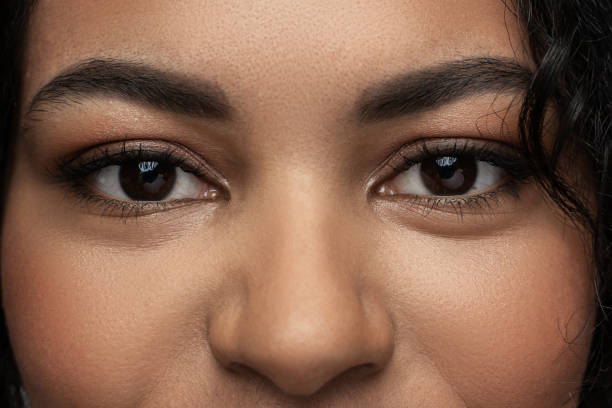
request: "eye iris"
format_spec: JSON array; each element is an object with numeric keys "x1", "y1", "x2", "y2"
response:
[
  {"x1": 420, "y1": 155, "x2": 477, "y2": 195},
  {"x1": 119, "y1": 161, "x2": 176, "y2": 201}
]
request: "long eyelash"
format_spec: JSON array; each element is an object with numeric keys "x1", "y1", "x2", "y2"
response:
[
  {"x1": 51, "y1": 142, "x2": 205, "y2": 219},
  {"x1": 394, "y1": 139, "x2": 532, "y2": 179},
  {"x1": 388, "y1": 139, "x2": 533, "y2": 218},
  {"x1": 411, "y1": 181, "x2": 522, "y2": 220},
  {"x1": 70, "y1": 190, "x2": 175, "y2": 219},
  {"x1": 55, "y1": 141, "x2": 204, "y2": 181}
]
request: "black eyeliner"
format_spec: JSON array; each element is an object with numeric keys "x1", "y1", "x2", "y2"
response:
[
  {"x1": 50, "y1": 140, "x2": 224, "y2": 219},
  {"x1": 395, "y1": 139, "x2": 533, "y2": 181},
  {"x1": 55, "y1": 142, "x2": 205, "y2": 182},
  {"x1": 378, "y1": 138, "x2": 535, "y2": 217}
]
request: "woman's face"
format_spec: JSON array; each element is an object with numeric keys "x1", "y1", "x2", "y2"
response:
[{"x1": 1, "y1": 0, "x2": 595, "y2": 407}]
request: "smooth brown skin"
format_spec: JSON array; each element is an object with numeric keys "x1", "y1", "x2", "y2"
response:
[{"x1": 1, "y1": 1, "x2": 596, "y2": 407}]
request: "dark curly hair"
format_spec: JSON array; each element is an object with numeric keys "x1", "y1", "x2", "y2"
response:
[
  {"x1": 1, "y1": 1, "x2": 611, "y2": 407},
  {"x1": 513, "y1": 1, "x2": 612, "y2": 407}
]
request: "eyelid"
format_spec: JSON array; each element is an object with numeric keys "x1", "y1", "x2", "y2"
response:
[
  {"x1": 368, "y1": 137, "x2": 531, "y2": 194},
  {"x1": 56, "y1": 139, "x2": 231, "y2": 197},
  {"x1": 49, "y1": 139, "x2": 231, "y2": 218}
]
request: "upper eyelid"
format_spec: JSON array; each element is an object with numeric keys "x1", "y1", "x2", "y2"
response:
[
  {"x1": 56, "y1": 140, "x2": 229, "y2": 186},
  {"x1": 389, "y1": 139, "x2": 527, "y2": 171},
  {"x1": 367, "y1": 137, "x2": 532, "y2": 193},
  {"x1": 63, "y1": 147, "x2": 201, "y2": 176},
  {"x1": 402, "y1": 138, "x2": 520, "y2": 160},
  {"x1": 60, "y1": 140, "x2": 203, "y2": 168},
  {"x1": 56, "y1": 137, "x2": 528, "y2": 195}
]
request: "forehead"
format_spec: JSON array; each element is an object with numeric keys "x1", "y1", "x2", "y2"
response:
[{"x1": 22, "y1": 0, "x2": 526, "y2": 115}]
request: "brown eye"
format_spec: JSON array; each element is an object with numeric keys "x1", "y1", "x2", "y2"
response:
[
  {"x1": 119, "y1": 161, "x2": 176, "y2": 201},
  {"x1": 92, "y1": 161, "x2": 220, "y2": 202},
  {"x1": 420, "y1": 156, "x2": 477, "y2": 196},
  {"x1": 377, "y1": 154, "x2": 506, "y2": 197}
]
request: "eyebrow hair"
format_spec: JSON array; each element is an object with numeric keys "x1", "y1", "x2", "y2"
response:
[
  {"x1": 26, "y1": 57, "x2": 531, "y2": 126},
  {"x1": 26, "y1": 58, "x2": 232, "y2": 120},
  {"x1": 356, "y1": 57, "x2": 532, "y2": 122}
]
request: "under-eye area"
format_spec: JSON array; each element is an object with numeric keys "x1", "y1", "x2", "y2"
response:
[{"x1": 50, "y1": 139, "x2": 229, "y2": 217}]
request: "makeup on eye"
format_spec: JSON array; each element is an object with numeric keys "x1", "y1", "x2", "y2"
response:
[
  {"x1": 377, "y1": 156, "x2": 506, "y2": 196},
  {"x1": 52, "y1": 140, "x2": 228, "y2": 217},
  {"x1": 373, "y1": 138, "x2": 533, "y2": 214},
  {"x1": 95, "y1": 161, "x2": 221, "y2": 202},
  {"x1": 48, "y1": 134, "x2": 534, "y2": 220}
]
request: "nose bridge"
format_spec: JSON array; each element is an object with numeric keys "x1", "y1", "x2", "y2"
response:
[
  {"x1": 253, "y1": 197, "x2": 362, "y2": 347},
  {"x1": 248, "y1": 173, "x2": 366, "y2": 377},
  {"x1": 253, "y1": 165, "x2": 352, "y2": 285},
  {"x1": 209, "y1": 170, "x2": 394, "y2": 396},
  {"x1": 266, "y1": 169, "x2": 346, "y2": 282}
]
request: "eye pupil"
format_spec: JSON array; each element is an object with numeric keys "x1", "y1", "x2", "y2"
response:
[
  {"x1": 436, "y1": 157, "x2": 458, "y2": 180},
  {"x1": 119, "y1": 161, "x2": 176, "y2": 200},
  {"x1": 421, "y1": 155, "x2": 477, "y2": 195}
]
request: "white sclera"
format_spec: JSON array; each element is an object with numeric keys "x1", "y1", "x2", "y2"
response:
[
  {"x1": 94, "y1": 165, "x2": 207, "y2": 201},
  {"x1": 391, "y1": 161, "x2": 506, "y2": 196}
]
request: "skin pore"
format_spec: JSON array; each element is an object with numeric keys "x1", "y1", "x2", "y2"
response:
[{"x1": 0, "y1": 0, "x2": 596, "y2": 407}]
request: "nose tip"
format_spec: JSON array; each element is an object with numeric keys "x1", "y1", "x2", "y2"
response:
[
  {"x1": 209, "y1": 288, "x2": 394, "y2": 397},
  {"x1": 207, "y1": 189, "x2": 394, "y2": 397}
]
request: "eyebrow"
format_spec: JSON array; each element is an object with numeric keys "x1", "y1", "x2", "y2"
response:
[
  {"x1": 25, "y1": 57, "x2": 531, "y2": 125},
  {"x1": 356, "y1": 57, "x2": 532, "y2": 122},
  {"x1": 26, "y1": 58, "x2": 232, "y2": 120}
]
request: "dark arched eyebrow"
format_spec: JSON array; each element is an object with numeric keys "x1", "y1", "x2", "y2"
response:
[
  {"x1": 26, "y1": 58, "x2": 233, "y2": 120},
  {"x1": 355, "y1": 57, "x2": 532, "y2": 122},
  {"x1": 25, "y1": 57, "x2": 531, "y2": 124}
]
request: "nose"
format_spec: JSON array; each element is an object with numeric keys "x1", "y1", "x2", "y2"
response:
[{"x1": 208, "y1": 194, "x2": 394, "y2": 396}]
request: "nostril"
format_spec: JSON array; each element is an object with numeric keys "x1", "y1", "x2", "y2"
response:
[
  {"x1": 227, "y1": 362, "x2": 264, "y2": 378},
  {"x1": 328, "y1": 363, "x2": 383, "y2": 387},
  {"x1": 226, "y1": 360, "x2": 385, "y2": 397},
  {"x1": 227, "y1": 362, "x2": 248, "y2": 374},
  {"x1": 344, "y1": 363, "x2": 380, "y2": 378},
  {"x1": 226, "y1": 362, "x2": 275, "y2": 387},
  {"x1": 211, "y1": 309, "x2": 395, "y2": 396}
]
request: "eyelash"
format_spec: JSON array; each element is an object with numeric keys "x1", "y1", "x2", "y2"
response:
[
  {"x1": 52, "y1": 139, "x2": 533, "y2": 219},
  {"x1": 54, "y1": 142, "x2": 213, "y2": 218},
  {"x1": 379, "y1": 139, "x2": 533, "y2": 217}
]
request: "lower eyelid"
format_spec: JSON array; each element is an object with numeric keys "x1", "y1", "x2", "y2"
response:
[{"x1": 406, "y1": 183, "x2": 521, "y2": 217}]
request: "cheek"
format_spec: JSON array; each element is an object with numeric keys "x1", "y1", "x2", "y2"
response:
[
  {"x1": 3, "y1": 239, "x2": 139, "y2": 405},
  {"x1": 381, "y1": 223, "x2": 594, "y2": 406},
  {"x1": 1, "y1": 213, "x2": 215, "y2": 406}
]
